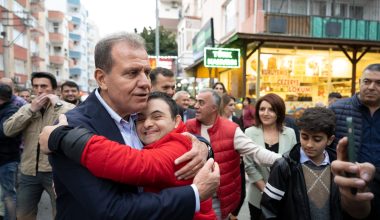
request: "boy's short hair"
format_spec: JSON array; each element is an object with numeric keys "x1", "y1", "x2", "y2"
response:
[
  {"x1": 148, "y1": 91, "x2": 179, "y2": 119},
  {"x1": 296, "y1": 107, "x2": 336, "y2": 137}
]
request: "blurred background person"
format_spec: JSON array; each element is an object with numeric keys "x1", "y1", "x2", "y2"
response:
[
  {"x1": 60, "y1": 81, "x2": 81, "y2": 106},
  {"x1": 18, "y1": 88, "x2": 31, "y2": 103},
  {"x1": 328, "y1": 92, "x2": 342, "y2": 107},
  {"x1": 220, "y1": 94, "x2": 243, "y2": 130},
  {"x1": 0, "y1": 84, "x2": 21, "y2": 220},
  {"x1": 212, "y1": 82, "x2": 227, "y2": 96},
  {"x1": 244, "y1": 93, "x2": 297, "y2": 220},
  {"x1": 0, "y1": 78, "x2": 26, "y2": 108},
  {"x1": 173, "y1": 91, "x2": 196, "y2": 122},
  {"x1": 241, "y1": 97, "x2": 256, "y2": 130},
  {"x1": 150, "y1": 67, "x2": 176, "y2": 98}
]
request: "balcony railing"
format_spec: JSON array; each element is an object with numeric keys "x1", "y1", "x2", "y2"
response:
[
  {"x1": 50, "y1": 55, "x2": 65, "y2": 65},
  {"x1": 49, "y1": 33, "x2": 64, "y2": 44},
  {"x1": 263, "y1": 13, "x2": 380, "y2": 41},
  {"x1": 48, "y1": 11, "x2": 65, "y2": 22},
  {"x1": 70, "y1": 67, "x2": 81, "y2": 77}
]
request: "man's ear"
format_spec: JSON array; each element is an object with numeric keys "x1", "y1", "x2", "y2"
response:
[
  {"x1": 94, "y1": 68, "x2": 107, "y2": 90},
  {"x1": 174, "y1": 115, "x2": 182, "y2": 128}
]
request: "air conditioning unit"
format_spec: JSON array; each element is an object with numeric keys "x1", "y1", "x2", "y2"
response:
[
  {"x1": 325, "y1": 21, "x2": 341, "y2": 37},
  {"x1": 268, "y1": 17, "x2": 287, "y2": 34}
]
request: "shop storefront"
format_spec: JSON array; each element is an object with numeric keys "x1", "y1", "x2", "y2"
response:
[{"x1": 186, "y1": 33, "x2": 380, "y2": 112}]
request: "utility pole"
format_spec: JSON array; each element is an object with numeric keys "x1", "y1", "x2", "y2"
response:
[
  {"x1": 155, "y1": 0, "x2": 160, "y2": 67},
  {"x1": 1, "y1": 10, "x2": 12, "y2": 78}
]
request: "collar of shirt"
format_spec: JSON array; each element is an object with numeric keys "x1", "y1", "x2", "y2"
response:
[
  {"x1": 95, "y1": 89, "x2": 143, "y2": 149},
  {"x1": 300, "y1": 148, "x2": 330, "y2": 166}
]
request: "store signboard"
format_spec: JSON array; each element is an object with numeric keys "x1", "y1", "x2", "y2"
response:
[
  {"x1": 204, "y1": 47, "x2": 240, "y2": 68},
  {"x1": 192, "y1": 18, "x2": 214, "y2": 62}
]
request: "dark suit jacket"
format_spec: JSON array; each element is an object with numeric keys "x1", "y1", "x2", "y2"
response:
[
  {"x1": 183, "y1": 108, "x2": 196, "y2": 122},
  {"x1": 50, "y1": 90, "x2": 195, "y2": 220}
]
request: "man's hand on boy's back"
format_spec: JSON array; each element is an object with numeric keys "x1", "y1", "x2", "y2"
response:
[
  {"x1": 193, "y1": 158, "x2": 220, "y2": 201},
  {"x1": 332, "y1": 137, "x2": 375, "y2": 219},
  {"x1": 175, "y1": 132, "x2": 208, "y2": 180}
]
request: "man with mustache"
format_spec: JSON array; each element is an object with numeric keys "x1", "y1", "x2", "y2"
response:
[{"x1": 330, "y1": 63, "x2": 380, "y2": 219}]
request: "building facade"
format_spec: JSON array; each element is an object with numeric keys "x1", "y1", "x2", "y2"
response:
[
  {"x1": 181, "y1": 0, "x2": 380, "y2": 109},
  {"x1": 0, "y1": 0, "x2": 98, "y2": 90}
]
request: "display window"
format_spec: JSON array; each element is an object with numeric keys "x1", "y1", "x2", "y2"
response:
[{"x1": 246, "y1": 47, "x2": 379, "y2": 113}]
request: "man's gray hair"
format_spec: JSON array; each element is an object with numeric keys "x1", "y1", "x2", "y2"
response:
[
  {"x1": 173, "y1": 90, "x2": 190, "y2": 101},
  {"x1": 95, "y1": 32, "x2": 146, "y2": 73},
  {"x1": 199, "y1": 88, "x2": 221, "y2": 108}
]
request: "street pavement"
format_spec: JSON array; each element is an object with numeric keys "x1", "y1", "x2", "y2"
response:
[{"x1": 37, "y1": 185, "x2": 251, "y2": 219}]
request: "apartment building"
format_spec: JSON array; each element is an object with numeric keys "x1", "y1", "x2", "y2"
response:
[{"x1": 0, "y1": 0, "x2": 98, "y2": 90}]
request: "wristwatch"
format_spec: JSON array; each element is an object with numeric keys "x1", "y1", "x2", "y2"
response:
[{"x1": 54, "y1": 101, "x2": 63, "y2": 108}]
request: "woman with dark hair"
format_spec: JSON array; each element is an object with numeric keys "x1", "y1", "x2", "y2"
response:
[
  {"x1": 241, "y1": 97, "x2": 256, "y2": 130},
  {"x1": 243, "y1": 93, "x2": 296, "y2": 220},
  {"x1": 212, "y1": 82, "x2": 227, "y2": 96},
  {"x1": 220, "y1": 94, "x2": 243, "y2": 129}
]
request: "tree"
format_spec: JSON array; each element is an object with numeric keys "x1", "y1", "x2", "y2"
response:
[{"x1": 137, "y1": 26, "x2": 177, "y2": 56}]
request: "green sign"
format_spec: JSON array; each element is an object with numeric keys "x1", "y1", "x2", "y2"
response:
[{"x1": 204, "y1": 47, "x2": 240, "y2": 68}]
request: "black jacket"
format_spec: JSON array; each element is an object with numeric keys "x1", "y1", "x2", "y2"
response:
[
  {"x1": 260, "y1": 144, "x2": 341, "y2": 220},
  {"x1": 0, "y1": 101, "x2": 21, "y2": 165}
]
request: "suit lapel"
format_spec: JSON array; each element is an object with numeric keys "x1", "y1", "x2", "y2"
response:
[{"x1": 84, "y1": 91, "x2": 125, "y2": 144}]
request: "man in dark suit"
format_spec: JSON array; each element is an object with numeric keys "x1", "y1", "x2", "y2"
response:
[
  {"x1": 173, "y1": 91, "x2": 196, "y2": 122},
  {"x1": 48, "y1": 32, "x2": 219, "y2": 220}
]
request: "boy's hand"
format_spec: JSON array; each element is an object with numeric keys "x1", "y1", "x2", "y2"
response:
[{"x1": 174, "y1": 132, "x2": 207, "y2": 180}]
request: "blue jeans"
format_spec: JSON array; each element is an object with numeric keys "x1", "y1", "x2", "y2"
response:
[
  {"x1": 0, "y1": 161, "x2": 18, "y2": 220},
  {"x1": 16, "y1": 172, "x2": 56, "y2": 220}
]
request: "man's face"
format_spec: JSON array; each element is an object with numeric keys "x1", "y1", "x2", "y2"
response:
[
  {"x1": 359, "y1": 69, "x2": 380, "y2": 107},
  {"x1": 32, "y1": 78, "x2": 54, "y2": 96},
  {"x1": 176, "y1": 94, "x2": 190, "y2": 109},
  {"x1": 136, "y1": 98, "x2": 180, "y2": 145},
  {"x1": 194, "y1": 92, "x2": 217, "y2": 125},
  {"x1": 300, "y1": 130, "x2": 334, "y2": 165},
  {"x1": 19, "y1": 91, "x2": 31, "y2": 103},
  {"x1": 152, "y1": 74, "x2": 176, "y2": 97},
  {"x1": 97, "y1": 42, "x2": 151, "y2": 117},
  {"x1": 61, "y1": 85, "x2": 80, "y2": 104}
]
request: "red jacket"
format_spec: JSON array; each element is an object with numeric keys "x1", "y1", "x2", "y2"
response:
[
  {"x1": 186, "y1": 117, "x2": 241, "y2": 219},
  {"x1": 80, "y1": 122, "x2": 216, "y2": 220}
]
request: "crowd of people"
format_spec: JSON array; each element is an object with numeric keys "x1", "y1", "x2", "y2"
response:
[{"x1": 0, "y1": 31, "x2": 378, "y2": 220}]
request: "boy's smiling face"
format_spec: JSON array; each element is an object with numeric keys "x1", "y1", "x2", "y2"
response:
[
  {"x1": 300, "y1": 130, "x2": 334, "y2": 165},
  {"x1": 136, "y1": 98, "x2": 181, "y2": 145}
]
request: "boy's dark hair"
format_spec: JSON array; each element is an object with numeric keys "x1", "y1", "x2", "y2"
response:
[
  {"x1": 296, "y1": 107, "x2": 336, "y2": 137},
  {"x1": 328, "y1": 92, "x2": 342, "y2": 99},
  {"x1": 61, "y1": 81, "x2": 79, "y2": 91},
  {"x1": 148, "y1": 91, "x2": 179, "y2": 119},
  {"x1": 31, "y1": 72, "x2": 57, "y2": 89},
  {"x1": 0, "y1": 83, "x2": 13, "y2": 102},
  {"x1": 149, "y1": 67, "x2": 174, "y2": 86}
]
